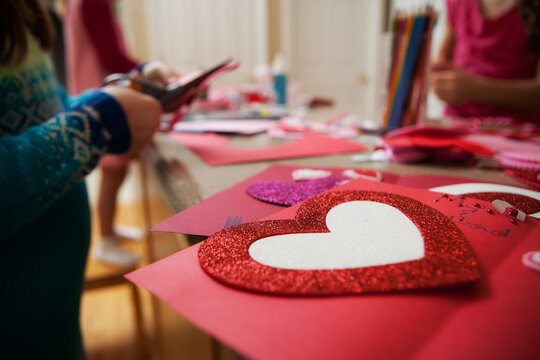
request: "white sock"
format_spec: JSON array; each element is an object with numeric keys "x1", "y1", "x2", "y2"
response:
[
  {"x1": 93, "y1": 236, "x2": 140, "y2": 267},
  {"x1": 114, "y1": 225, "x2": 143, "y2": 242}
]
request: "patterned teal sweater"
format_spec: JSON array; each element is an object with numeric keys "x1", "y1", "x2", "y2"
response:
[{"x1": 0, "y1": 35, "x2": 130, "y2": 359}]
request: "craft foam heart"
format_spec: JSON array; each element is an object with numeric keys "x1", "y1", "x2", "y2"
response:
[
  {"x1": 291, "y1": 169, "x2": 332, "y2": 181},
  {"x1": 522, "y1": 251, "x2": 540, "y2": 272},
  {"x1": 429, "y1": 183, "x2": 540, "y2": 219},
  {"x1": 199, "y1": 190, "x2": 480, "y2": 295},
  {"x1": 246, "y1": 176, "x2": 347, "y2": 206},
  {"x1": 249, "y1": 201, "x2": 424, "y2": 270}
]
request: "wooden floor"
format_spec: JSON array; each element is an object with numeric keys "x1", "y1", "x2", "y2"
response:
[{"x1": 82, "y1": 165, "x2": 213, "y2": 360}]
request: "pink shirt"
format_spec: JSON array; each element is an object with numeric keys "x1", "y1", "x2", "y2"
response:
[
  {"x1": 445, "y1": 0, "x2": 540, "y2": 124},
  {"x1": 65, "y1": 0, "x2": 138, "y2": 95}
]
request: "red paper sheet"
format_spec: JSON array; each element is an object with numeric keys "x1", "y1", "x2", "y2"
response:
[
  {"x1": 152, "y1": 165, "x2": 539, "y2": 236},
  {"x1": 171, "y1": 131, "x2": 367, "y2": 165},
  {"x1": 127, "y1": 179, "x2": 540, "y2": 360},
  {"x1": 151, "y1": 165, "x2": 396, "y2": 236}
]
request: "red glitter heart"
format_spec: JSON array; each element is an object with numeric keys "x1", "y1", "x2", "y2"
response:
[{"x1": 198, "y1": 190, "x2": 481, "y2": 295}]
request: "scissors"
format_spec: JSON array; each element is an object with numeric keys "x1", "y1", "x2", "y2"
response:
[{"x1": 102, "y1": 58, "x2": 235, "y2": 130}]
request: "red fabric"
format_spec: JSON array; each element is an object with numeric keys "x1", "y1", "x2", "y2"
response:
[
  {"x1": 80, "y1": 0, "x2": 138, "y2": 74},
  {"x1": 444, "y1": 0, "x2": 540, "y2": 124}
]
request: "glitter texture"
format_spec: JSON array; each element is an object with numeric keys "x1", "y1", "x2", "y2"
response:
[
  {"x1": 246, "y1": 177, "x2": 347, "y2": 206},
  {"x1": 198, "y1": 190, "x2": 481, "y2": 296},
  {"x1": 465, "y1": 192, "x2": 540, "y2": 215},
  {"x1": 504, "y1": 169, "x2": 540, "y2": 189}
]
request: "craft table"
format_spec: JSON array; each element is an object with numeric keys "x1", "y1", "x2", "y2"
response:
[
  {"x1": 142, "y1": 129, "x2": 523, "y2": 244},
  {"x1": 136, "y1": 115, "x2": 539, "y2": 360}
]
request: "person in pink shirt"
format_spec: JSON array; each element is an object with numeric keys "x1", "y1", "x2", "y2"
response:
[
  {"x1": 431, "y1": 0, "x2": 540, "y2": 125},
  {"x1": 65, "y1": 0, "x2": 177, "y2": 266}
]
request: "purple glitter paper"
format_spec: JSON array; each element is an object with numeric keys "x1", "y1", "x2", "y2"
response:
[{"x1": 246, "y1": 177, "x2": 348, "y2": 206}]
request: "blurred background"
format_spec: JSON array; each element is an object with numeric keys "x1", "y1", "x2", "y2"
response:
[{"x1": 114, "y1": 0, "x2": 446, "y2": 124}]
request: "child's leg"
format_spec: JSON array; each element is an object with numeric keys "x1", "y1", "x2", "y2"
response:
[
  {"x1": 98, "y1": 165, "x2": 127, "y2": 237},
  {"x1": 94, "y1": 155, "x2": 140, "y2": 267}
]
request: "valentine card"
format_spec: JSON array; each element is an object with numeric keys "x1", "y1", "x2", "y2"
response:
[
  {"x1": 170, "y1": 131, "x2": 367, "y2": 165},
  {"x1": 151, "y1": 165, "x2": 391, "y2": 237},
  {"x1": 127, "y1": 179, "x2": 540, "y2": 360}
]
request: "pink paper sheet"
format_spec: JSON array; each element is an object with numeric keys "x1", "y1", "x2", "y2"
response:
[
  {"x1": 171, "y1": 131, "x2": 367, "y2": 165},
  {"x1": 151, "y1": 165, "x2": 397, "y2": 236},
  {"x1": 127, "y1": 180, "x2": 540, "y2": 360},
  {"x1": 152, "y1": 165, "x2": 539, "y2": 237}
]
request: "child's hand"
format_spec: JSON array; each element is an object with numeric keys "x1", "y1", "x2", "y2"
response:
[
  {"x1": 141, "y1": 61, "x2": 180, "y2": 86},
  {"x1": 431, "y1": 65, "x2": 477, "y2": 104},
  {"x1": 431, "y1": 60, "x2": 453, "y2": 72},
  {"x1": 102, "y1": 85, "x2": 162, "y2": 155}
]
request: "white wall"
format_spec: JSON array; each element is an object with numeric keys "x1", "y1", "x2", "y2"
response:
[
  {"x1": 119, "y1": 0, "x2": 444, "y2": 122},
  {"x1": 119, "y1": 0, "x2": 268, "y2": 85}
]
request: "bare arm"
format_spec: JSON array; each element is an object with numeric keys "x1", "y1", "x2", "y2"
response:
[
  {"x1": 432, "y1": 60, "x2": 540, "y2": 109},
  {"x1": 469, "y1": 64, "x2": 540, "y2": 109},
  {"x1": 435, "y1": 20, "x2": 455, "y2": 66}
]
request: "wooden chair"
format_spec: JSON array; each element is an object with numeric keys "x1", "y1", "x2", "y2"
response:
[{"x1": 84, "y1": 259, "x2": 148, "y2": 358}]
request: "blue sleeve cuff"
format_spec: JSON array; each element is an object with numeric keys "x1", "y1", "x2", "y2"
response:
[
  {"x1": 67, "y1": 88, "x2": 99, "y2": 108},
  {"x1": 71, "y1": 91, "x2": 131, "y2": 154}
]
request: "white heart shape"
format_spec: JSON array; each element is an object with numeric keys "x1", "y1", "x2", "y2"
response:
[
  {"x1": 429, "y1": 183, "x2": 540, "y2": 219},
  {"x1": 249, "y1": 201, "x2": 425, "y2": 270}
]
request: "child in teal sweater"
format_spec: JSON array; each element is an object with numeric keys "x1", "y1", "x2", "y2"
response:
[{"x1": 0, "y1": 1, "x2": 161, "y2": 358}]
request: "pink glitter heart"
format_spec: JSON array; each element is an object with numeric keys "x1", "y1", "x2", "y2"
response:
[{"x1": 247, "y1": 177, "x2": 347, "y2": 206}]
